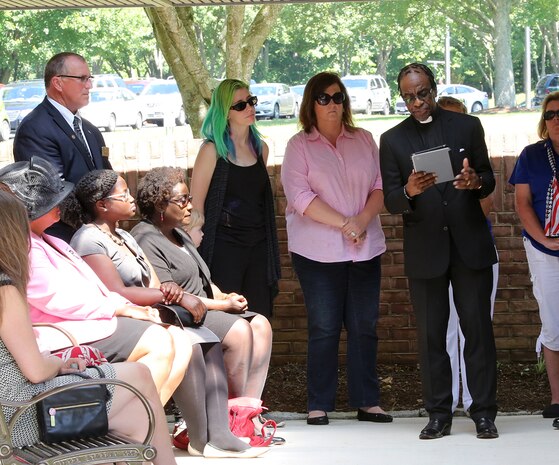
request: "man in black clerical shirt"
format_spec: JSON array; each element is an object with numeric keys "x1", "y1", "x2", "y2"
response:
[{"x1": 379, "y1": 63, "x2": 498, "y2": 440}]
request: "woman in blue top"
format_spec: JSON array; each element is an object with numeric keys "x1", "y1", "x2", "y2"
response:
[{"x1": 509, "y1": 91, "x2": 559, "y2": 427}]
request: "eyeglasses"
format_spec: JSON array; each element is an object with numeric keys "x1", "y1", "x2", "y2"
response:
[
  {"x1": 168, "y1": 194, "x2": 193, "y2": 209},
  {"x1": 315, "y1": 92, "x2": 345, "y2": 106},
  {"x1": 543, "y1": 110, "x2": 559, "y2": 121},
  {"x1": 104, "y1": 188, "x2": 132, "y2": 202},
  {"x1": 401, "y1": 88, "x2": 433, "y2": 105},
  {"x1": 57, "y1": 74, "x2": 95, "y2": 84},
  {"x1": 230, "y1": 96, "x2": 258, "y2": 112}
]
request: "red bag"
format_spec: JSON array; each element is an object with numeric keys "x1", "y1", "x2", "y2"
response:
[
  {"x1": 52, "y1": 345, "x2": 107, "y2": 367},
  {"x1": 228, "y1": 397, "x2": 276, "y2": 446}
]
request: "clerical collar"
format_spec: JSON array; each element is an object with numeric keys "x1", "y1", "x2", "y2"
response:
[{"x1": 413, "y1": 105, "x2": 441, "y2": 125}]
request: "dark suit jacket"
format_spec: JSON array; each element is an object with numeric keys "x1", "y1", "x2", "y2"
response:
[
  {"x1": 379, "y1": 108, "x2": 497, "y2": 279},
  {"x1": 13, "y1": 97, "x2": 111, "y2": 184}
]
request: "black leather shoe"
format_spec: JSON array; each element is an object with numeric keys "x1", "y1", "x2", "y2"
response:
[
  {"x1": 357, "y1": 409, "x2": 393, "y2": 423},
  {"x1": 553, "y1": 418, "x2": 559, "y2": 429},
  {"x1": 542, "y1": 403, "x2": 559, "y2": 418},
  {"x1": 419, "y1": 418, "x2": 452, "y2": 439},
  {"x1": 475, "y1": 417, "x2": 499, "y2": 439},
  {"x1": 306, "y1": 414, "x2": 329, "y2": 425}
]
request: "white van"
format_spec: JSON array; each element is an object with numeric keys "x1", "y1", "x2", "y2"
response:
[{"x1": 341, "y1": 75, "x2": 391, "y2": 115}]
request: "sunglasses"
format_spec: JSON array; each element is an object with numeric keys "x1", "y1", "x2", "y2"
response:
[
  {"x1": 315, "y1": 92, "x2": 345, "y2": 106},
  {"x1": 402, "y1": 88, "x2": 433, "y2": 105},
  {"x1": 230, "y1": 96, "x2": 258, "y2": 112},
  {"x1": 104, "y1": 188, "x2": 131, "y2": 202},
  {"x1": 543, "y1": 110, "x2": 559, "y2": 121},
  {"x1": 168, "y1": 194, "x2": 193, "y2": 209}
]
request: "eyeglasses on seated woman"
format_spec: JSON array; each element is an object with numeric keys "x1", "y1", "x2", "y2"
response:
[{"x1": 64, "y1": 168, "x2": 272, "y2": 456}]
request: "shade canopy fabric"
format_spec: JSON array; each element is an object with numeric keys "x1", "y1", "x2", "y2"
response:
[{"x1": 0, "y1": 0, "x2": 331, "y2": 10}]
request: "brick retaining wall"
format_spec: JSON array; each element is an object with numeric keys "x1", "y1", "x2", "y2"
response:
[{"x1": 0, "y1": 124, "x2": 542, "y2": 365}]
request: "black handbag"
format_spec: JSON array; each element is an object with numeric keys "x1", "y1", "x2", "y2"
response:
[
  {"x1": 37, "y1": 368, "x2": 110, "y2": 443},
  {"x1": 155, "y1": 303, "x2": 206, "y2": 328}
]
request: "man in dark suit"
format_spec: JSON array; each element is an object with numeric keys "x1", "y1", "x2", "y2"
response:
[
  {"x1": 13, "y1": 52, "x2": 111, "y2": 184},
  {"x1": 379, "y1": 63, "x2": 498, "y2": 440}
]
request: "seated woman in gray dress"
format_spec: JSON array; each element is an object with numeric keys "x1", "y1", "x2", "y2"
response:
[
  {"x1": 0, "y1": 190, "x2": 178, "y2": 464},
  {"x1": 65, "y1": 169, "x2": 270, "y2": 456},
  {"x1": 67, "y1": 168, "x2": 272, "y2": 404}
]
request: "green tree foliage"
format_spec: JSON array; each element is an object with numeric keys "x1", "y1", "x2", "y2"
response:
[
  {"x1": 0, "y1": 9, "x2": 76, "y2": 82},
  {"x1": 0, "y1": 8, "x2": 158, "y2": 84},
  {"x1": 515, "y1": 0, "x2": 559, "y2": 76},
  {"x1": 1, "y1": 2, "x2": 558, "y2": 120},
  {"x1": 255, "y1": 1, "x2": 448, "y2": 90},
  {"x1": 61, "y1": 9, "x2": 158, "y2": 77}
]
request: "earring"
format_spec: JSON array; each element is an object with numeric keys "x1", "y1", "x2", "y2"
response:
[{"x1": 160, "y1": 210, "x2": 164, "y2": 222}]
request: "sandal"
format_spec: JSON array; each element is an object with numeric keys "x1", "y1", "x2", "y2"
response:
[{"x1": 172, "y1": 421, "x2": 190, "y2": 450}]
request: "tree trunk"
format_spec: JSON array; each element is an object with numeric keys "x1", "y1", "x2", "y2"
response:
[
  {"x1": 493, "y1": 0, "x2": 515, "y2": 107},
  {"x1": 261, "y1": 44, "x2": 269, "y2": 78},
  {"x1": 145, "y1": 5, "x2": 282, "y2": 137},
  {"x1": 540, "y1": 22, "x2": 559, "y2": 72},
  {"x1": 376, "y1": 46, "x2": 393, "y2": 78},
  {"x1": 225, "y1": 6, "x2": 245, "y2": 79},
  {"x1": 239, "y1": 5, "x2": 283, "y2": 80}
]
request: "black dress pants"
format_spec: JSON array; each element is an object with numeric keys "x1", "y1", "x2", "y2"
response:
[{"x1": 409, "y1": 242, "x2": 497, "y2": 422}]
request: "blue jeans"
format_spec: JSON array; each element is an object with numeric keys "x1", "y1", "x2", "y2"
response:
[{"x1": 291, "y1": 253, "x2": 382, "y2": 412}]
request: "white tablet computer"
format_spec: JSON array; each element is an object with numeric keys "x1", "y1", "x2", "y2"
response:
[{"x1": 411, "y1": 145, "x2": 454, "y2": 184}]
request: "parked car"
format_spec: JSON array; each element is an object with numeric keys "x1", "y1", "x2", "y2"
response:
[
  {"x1": 395, "y1": 83, "x2": 489, "y2": 114},
  {"x1": 250, "y1": 83, "x2": 297, "y2": 119},
  {"x1": 341, "y1": 74, "x2": 391, "y2": 115},
  {"x1": 124, "y1": 78, "x2": 154, "y2": 96},
  {"x1": 0, "y1": 100, "x2": 10, "y2": 142},
  {"x1": 80, "y1": 87, "x2": 144, "y2": 132},
  {"x1": 436, "y1": 84, "x2": 489, "y2": 113},
  {"x1": 290, "y1": 84, "x2": 305, "y2": 117},
  {"x1": 394, "y1": 96, "x2": 409, "y2": 115},
  {"x1": 1, "y1": 79, "x2": 46, "y2": 131},
  {"x1": 533, "y1": 74, "x2": 559, "y2": 106},
  {"x1": 135, "y1": 79, "x2": 186, "y2": 126},
  {"x1": 92, "y1": 74, "x2": 127, "y2": 89}
]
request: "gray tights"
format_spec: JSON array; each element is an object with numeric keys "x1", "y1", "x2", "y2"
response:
[{"x1": 172, "y1": 342, "x2": 249, "y2": 452}]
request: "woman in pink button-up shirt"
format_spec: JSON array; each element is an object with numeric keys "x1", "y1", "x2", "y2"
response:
[{"x1": 281, "y1": 72, "x2": 391, "y2": 426}]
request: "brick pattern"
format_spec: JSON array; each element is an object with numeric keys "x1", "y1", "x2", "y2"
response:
[{"x1": 0, "y1": 127, "x2": 543, "y2": 366}]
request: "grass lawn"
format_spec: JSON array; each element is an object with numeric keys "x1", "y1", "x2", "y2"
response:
[{"x1": 256, "y1": 109, "x2": 543, "y2": 150}]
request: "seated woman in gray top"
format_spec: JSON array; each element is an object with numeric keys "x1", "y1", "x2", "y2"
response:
[
  {"x1": 66, "y1": 170, "x2": 268, "y2": 458},
  {"x1": 68, "y1": 169, "x2": 272, "y2": 403},
  {"x1": 131, "y1": 167, "x2": 273, "y2": 402}
]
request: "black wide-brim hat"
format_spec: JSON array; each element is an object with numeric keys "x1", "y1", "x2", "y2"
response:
[{"x1": 0, "y1": 157, "x2": 74, "y2": 220}]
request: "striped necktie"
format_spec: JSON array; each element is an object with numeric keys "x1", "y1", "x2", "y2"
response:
[{"x1": 73, "y1": 116, "x2": 93, "y2": 164}]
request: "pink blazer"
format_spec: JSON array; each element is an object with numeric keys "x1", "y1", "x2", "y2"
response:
[{"x1": 28, "y1": 232, "x2": 125, "y2": 352}]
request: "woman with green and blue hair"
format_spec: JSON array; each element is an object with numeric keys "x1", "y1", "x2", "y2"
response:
[{"x1": 191, "y1": 79, "x2": 280, "y2": 319}]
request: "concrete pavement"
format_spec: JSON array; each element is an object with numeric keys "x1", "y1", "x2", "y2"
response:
[{"x1": 173, "y1": 413, "x2": 556, "y2": 465}]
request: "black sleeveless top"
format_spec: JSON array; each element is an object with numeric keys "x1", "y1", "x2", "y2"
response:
[{"x1": 216, "y1": 161, "x2": 267, "y2": 246}]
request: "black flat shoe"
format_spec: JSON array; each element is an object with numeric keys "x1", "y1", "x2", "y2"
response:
[
  {"x1": 542, "y1": 403, "x2": 559, "y2": 418},
  {"x1": 553, "y1": 418, "x2": 559, "y2": 429},
  {"x1": 357, "y1": 409, "x2": 393, "y2": 423},
  {"x1": 270, "y1": 436, "x2": 286, "y2": 445},
  {"x1": 419, "y1": 418, "x2": 452, "y2": 439},
  {"x1": 306, "y1": 414, "x2": 329, "y2": 425},
  {"x1": 474, "y1": 417, "x2": 499, "y2": 439}
]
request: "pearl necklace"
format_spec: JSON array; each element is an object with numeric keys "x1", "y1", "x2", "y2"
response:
[{"x1": 93, "y1": 223, "x2": 125, "y2": 246}]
